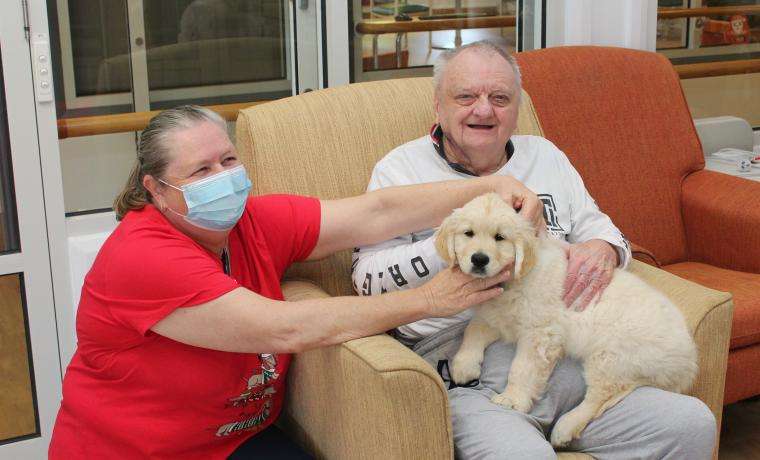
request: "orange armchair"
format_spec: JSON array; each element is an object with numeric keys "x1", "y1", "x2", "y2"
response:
[{"x1": 516, "y1": 46, "x2": 760, "y2": 405}]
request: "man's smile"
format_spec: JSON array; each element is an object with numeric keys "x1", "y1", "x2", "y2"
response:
[{"x1": 466, "y1": 124, "x2": 495, "y2": 130}]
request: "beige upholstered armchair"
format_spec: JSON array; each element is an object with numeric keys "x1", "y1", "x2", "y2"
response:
[{"x1": 235, "y1": 77, "x2": 732, "y2": 459}]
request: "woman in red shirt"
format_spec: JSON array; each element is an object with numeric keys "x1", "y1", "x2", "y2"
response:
[{"x1": 49, "y1": 105, "x2": 541, "y2": 459}]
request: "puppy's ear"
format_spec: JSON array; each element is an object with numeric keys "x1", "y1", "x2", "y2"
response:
[
  {"x1": 513, "y1": 232, "x2": 537, "y2": 279},
  {"x1": 434, "y1": 213, "x2": 459, "y2": 266}
]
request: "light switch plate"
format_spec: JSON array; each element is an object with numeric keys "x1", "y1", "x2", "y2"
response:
[{"x1": 31, "y1": 33, "x2": 53, "y2": 103}]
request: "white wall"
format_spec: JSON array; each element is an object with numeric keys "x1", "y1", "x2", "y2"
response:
[{"x1": 60, "y1": 132, "x2": 137, "y2": 213}]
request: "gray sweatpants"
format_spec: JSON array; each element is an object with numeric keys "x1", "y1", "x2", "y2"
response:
[{"x1": 409, "y1": 323, "x2": 716, "y2": 460}]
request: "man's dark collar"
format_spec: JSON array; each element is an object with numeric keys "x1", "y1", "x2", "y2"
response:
[{"x1": 430, "y1": 124, "x2": 514, "y2": 176}]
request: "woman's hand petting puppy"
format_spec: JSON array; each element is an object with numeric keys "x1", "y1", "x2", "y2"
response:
[
  {"x1": 420, "y1": 267, "x2": 511, "y2": 317},
  {"x1": 563, "y1": 239, "x2": 619, "y2": 311},
  {"x1": 491, "y1": 176, "x2": 545, "y2": 233}
]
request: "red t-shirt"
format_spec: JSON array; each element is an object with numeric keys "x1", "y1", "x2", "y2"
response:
[{"x1": 49, "y1": 195, "x2": 321, "y2": 459}]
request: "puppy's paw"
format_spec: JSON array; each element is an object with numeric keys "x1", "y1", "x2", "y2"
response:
[
  {"x1": 550, "y1": 413, "x2": 585, "y2": 448},
  {"x1": 490, "y1": 387, "x2": 533, "y2": 413},
  {"x1": 450, "y1": 352, "x2": 482, "y2": 384}
]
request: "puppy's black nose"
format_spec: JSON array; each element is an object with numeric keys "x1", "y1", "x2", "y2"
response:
[{"x1": 471, "y1": 253, "x2": 489, "y2": 268}]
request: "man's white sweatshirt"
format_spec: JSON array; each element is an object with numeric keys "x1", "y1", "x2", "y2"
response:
[{"x1": 352, "y1": 133, "x2": 631, "y2": 341}]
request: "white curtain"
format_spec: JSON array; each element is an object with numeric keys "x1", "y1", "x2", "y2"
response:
[{"x1": 546, "y1": 0, "x2": 657, "y2": 51}]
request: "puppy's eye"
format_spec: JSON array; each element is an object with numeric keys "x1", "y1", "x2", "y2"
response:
[
  {"x1": 464, "y1": 230, "x2": 474, "y2": 238},
  {"x1": 494, "y1": 234, "x2": 504, "y2": 241}
]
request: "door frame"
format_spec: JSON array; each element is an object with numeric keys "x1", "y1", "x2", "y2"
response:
[{"x1": 0, "y1": 1, "x2": 67, "y2": 457}]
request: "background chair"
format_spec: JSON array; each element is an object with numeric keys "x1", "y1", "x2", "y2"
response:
[
  {"x1": 236, "y1": 47, "x2": 734, "y2": 459},
  {"x1": 516, "y1": 46, "x2": 760, "y2": 407}
]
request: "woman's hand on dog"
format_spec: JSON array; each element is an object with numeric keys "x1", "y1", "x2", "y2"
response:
[
  {"x1": 419, "y1": 267, "x2": 511, "y2": 317},
  {"x1": 563, "y1": 239, "x2": 618, "y2": 311},
  {"x1": 490, "y1": 176, "x2": 545, "y2": 233}
]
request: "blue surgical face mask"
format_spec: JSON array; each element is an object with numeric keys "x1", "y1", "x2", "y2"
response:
[{"x1": 159, "y1": 165, "x2": 252, "y2": 231}]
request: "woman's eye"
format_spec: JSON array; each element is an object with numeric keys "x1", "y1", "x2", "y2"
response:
[
  {"x1": 223, "y1": 156, "x2": 237, "y2": 164},
  {"x1": 194, "y1": 167, "x2": 209, "y2": 175},
  {"x1": 495, "y1": 234, "x2": 504, "y2": 241},
  {"x1": 464, "y1": 230, "x2": 474, "y2": 237}
]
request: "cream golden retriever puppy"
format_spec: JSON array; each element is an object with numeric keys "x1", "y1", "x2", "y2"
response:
[{"x1": 435, "y1": 193, "x2": 697, "y2": 447}]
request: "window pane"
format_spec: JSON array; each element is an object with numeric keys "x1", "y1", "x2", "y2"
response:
[
  {"x1": 656, "y1": 0, "x2": 689, "y2": 50},
  {"x1": 67, "y1": 0, "x2": 130, "y2": 97},
  {"x1": 350, "y1": 0, "x2": 519, "y2": 82},
  {"x1": 143, "y1": 0, "x2": 291, "y2": 109},
  {"x1": 656, "y1": 0, "x2": 760, "y2": 127},
  {"x1": 0, "y1": 50, "x2": 21, "y2": 253},
  {"x1": 0, "y1": 273, "x2": 38, "y2": 443},
  {"x1": 144, "y1": 0, "x2": 287, "y2": 91}
]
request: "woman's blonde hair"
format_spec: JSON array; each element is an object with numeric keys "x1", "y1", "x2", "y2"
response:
[{"x1": 113, "y1": 105, "x2": 226, "y2": 220}]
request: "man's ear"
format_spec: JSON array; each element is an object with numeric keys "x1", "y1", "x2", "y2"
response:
[
  {"x1": 434, "y1": 213, "x2": 459, "y2": 266},
  {"x1": 433, "y1": 93, "x2": 441, "y2": 124}
]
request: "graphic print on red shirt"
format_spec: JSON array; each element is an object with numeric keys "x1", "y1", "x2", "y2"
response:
[
  {"x1": 218, "y1": 353, "x2": 280, "y2": 436},
  {"x1": 49, "y1": 195, "x2": 320, "y2": 459}
]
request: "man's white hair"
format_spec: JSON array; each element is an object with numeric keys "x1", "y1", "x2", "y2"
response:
[{"x1": 432, "y1": 40, "x2": 522, "y2": 95}]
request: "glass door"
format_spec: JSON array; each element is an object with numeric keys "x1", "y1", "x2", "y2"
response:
[
  {"x1": 0, "y1": 2, "x2": 63, "y2": 457},
  {"x1": 348, "y1": 0, "x2": 540, "y2": 83}
]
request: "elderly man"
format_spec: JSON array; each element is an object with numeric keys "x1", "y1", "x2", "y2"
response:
[{"x1": 352, "y1": 41, "x2": 716, "y2": 459}]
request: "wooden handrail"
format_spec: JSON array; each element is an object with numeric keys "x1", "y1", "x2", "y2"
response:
[
  {"x1": 676, "y1": 58, "x2": 760, "y2": 79},
  {"x1": 657, "y1": 5, "x2": 760, "y2": 19},
  {"x1": 56, "y1": 101, "x2": 269, "y2": 139},
  {"x1": 56, "y1": 59, "x2": 760, "y2": 139},
  {"x1": 361, "y1": 6, "x2": 499, "y2": 19},
  {"x1": 354, "y1": 6, "x2": 760, "y2": 35},
  {"x1": 356, "y1": 15, "x2": 516, "y2": 34}
]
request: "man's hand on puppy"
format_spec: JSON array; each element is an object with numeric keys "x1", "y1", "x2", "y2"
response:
[
  {"x1": 563, "y1": 239, "x2": 618, "y2": 311},
  {"x1": 491, "y1": 176, "x2": 545, "y2": 233},
  {"x1": 420, "y1": 267, "x2": 511, "y2": 317}
]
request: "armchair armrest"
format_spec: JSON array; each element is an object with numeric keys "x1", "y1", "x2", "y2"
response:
[
  {"x1": 682, "y1": 169, "x2": 760, "y2": 273},
  {"x1": 629, "y1": 260, "x2": 733, "y2": 442},
  {"x1": 630, "y1": 241, "x2": 660, "y2": 267},
  {"x1": 279, "y1": 280, "x2": 453, "y2": 460}
]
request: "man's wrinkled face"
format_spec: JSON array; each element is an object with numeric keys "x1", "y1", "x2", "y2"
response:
[{"x1": 435, "y1": 49, "x2": 520, "y2": 158}]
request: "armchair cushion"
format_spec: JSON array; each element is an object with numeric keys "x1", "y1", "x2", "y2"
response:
[
  {"x1": 664, "y1": 262, "x2": 760, "y2": 350},
  {"x1": 681, "y1": 169, "x2": 760, "y2": 273}
]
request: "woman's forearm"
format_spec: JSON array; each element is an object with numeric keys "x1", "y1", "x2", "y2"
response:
[
  {"x1": 153, "y1": 267, "x2": 508, "y2": 354},
  {"x1": 153, "y1": 287, "x2": 431, "y2": 354},
  {"x1": 272, "y1": 288, "x2": 431, "y2": 352},
  {"x1": 311, "y1": 174, "x2": 542, "y2": 261},
  {"x1": 366, "y1": 175, "x2": 507, "y2": 244}
]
